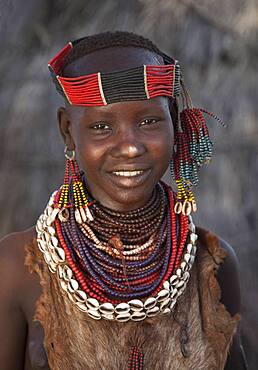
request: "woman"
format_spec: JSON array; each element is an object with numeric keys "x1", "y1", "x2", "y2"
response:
[{"x1": 0, "y1": 31, "x2": 247, "y2": 369}]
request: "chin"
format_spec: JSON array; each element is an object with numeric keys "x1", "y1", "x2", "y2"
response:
[{"x1": 104, "y1": 186, "x2": 155, "y2": 212}]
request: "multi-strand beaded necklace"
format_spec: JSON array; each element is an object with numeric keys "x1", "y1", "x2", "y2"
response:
[
  {"x1": 36, "y1": 180, "x2": 198, "y2": 369},
  {"x1": 36, "y1": 180, "x2": 197, "y2": 322}
]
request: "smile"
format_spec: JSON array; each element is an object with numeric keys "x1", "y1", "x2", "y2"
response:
[
  {"x1": 112, "y1": 170, "x2": 144, "y2": 177},
  {"x1": 106, "y1": 168, "x2": 152, "y2": 188}
]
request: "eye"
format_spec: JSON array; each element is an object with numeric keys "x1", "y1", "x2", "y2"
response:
[
  {"x1": 139, "y1": 118, "x2": 159, "y2": 127},
  {"x1": 90, "y1": 122, "x2": 111, "y2": 131}
]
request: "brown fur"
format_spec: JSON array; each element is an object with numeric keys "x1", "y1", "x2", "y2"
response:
[{"x1": 25, "y1": 228, "x2": 239, "y2": 369}]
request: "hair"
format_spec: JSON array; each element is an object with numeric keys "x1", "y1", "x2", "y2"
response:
[{"x1": 62, "y1": 31, "x2": 171, "y2": 72}]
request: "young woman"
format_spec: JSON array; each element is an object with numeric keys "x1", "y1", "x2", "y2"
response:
[{"x1": 0, "y1": 31, "x2": 248, "y2": 369}]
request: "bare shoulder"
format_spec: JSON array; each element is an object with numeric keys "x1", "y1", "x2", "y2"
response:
[
  {"x1": 0, "y1": 227, "x2": 37, "y2": 310},
  {"x1": 215, "y1": 235, "x2": 241, "y2": 316},
  {"x1": 216, "y1": 240, "x2": 249, "y2": 369},
  {"x1": 0, "y1": 227, "x2": 36, "y2": 272}
]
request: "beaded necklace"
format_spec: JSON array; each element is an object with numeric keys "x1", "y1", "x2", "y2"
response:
[{"x1": 36, "y1": 181, "x2": 197, "y2": 322}]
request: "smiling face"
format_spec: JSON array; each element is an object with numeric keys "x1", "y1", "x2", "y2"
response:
[{"x1": 58, "y1": 47, "x2": 174, "y2": 211}]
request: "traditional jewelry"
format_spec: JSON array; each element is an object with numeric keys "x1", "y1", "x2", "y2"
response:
[{"x1": 36, "y1": 182, "x2": 198, "y2": 322}]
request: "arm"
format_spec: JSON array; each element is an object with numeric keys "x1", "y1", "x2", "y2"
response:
[
  {"x1": 0, "y1": 233, "x2": 28, "y2": 369},
  {"x1": 217, "y1": 237, "x2": 248, "y2": 370}
]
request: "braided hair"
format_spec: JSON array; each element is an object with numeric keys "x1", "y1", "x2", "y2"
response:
[{"x1": 62, "y1": 31, "x2": 168, "y2": 72}]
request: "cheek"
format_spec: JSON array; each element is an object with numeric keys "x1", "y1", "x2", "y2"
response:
[
  {"x1": 77, "y1": 140, "x2": 105, "y2": 174},
  {"x1": 150, "y1": 124, "x2": 174, "y2": 163},
  {"x1": 70, "y1": 124, "x2": 103, "y2": 172}
]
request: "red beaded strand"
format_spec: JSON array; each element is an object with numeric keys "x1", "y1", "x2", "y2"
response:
[
  {"x1": 152, "y1": 187, "x2": 189, "y2": 294},
  {"x1": 57, "y1": 74, "x2": 104, "y2": 106},
  {"x1": 127, "y1": 346, "x2": 144, "y2": 370},
  {"x1": 146, "y1": 65, "x2": 174, "y2": 99}
]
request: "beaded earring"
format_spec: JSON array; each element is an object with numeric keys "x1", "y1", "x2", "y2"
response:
[
  {"x1": 170, "y1": 82, "x2": 225, "y2": 216},
  {"x1": 56, "y1": 146, "x2": 93, "y2": 223}
]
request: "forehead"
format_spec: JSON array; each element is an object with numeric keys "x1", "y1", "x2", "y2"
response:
[{"x1": 63, "y1": 46, "x2": 164, "y2": 77}]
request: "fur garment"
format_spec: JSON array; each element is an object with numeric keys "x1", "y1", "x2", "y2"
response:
[{"x1": 25, "y1": 227, "x2": 240, "y2": 369}]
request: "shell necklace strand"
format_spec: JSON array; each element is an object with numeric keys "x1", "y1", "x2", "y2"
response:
[{"x1": 36, "y1": 181, "x2": 198, "y2": 322}]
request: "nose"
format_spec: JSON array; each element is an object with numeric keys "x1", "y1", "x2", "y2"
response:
[{"x1": 110, "y1": 128, "x2": 146, "y2": 159}]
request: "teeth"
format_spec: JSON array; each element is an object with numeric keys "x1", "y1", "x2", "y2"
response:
[{"x1": 112, "y1": 170, "x2": 143, "y2": 177}]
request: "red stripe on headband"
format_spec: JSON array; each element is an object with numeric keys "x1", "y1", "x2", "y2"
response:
[
  {"x1": 146, "y1": 65, "x2": 174, "y2": 99},
  {"x1": 48, "y1": 43, "x2": 73, "y2": 75},
  {"x1": 57, "y1": 73, "x2": 104, "y2": 106}
]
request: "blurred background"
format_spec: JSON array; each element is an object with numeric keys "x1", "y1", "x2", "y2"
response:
[{"x1": 0, "y1": 0, "x2": 257, "y2": 367}]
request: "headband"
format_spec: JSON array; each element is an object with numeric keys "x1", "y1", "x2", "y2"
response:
[{"x1": 48, "y1": 41, "x2": 181, "y2": 106}]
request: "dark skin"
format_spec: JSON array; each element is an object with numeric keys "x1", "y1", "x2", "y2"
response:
[{"x1": 0, "y1": 47, "x2": 247, "y2": 369}]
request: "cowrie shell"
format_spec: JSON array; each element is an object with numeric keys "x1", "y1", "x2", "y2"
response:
[
  {"x1": 160, "y1": 298, "x2": 170, "y2": 311},
  {"x1": 99, "y1": 303, "x2": 115, "y2": 314},
  {"x1": 157, "y1": 289, "x2": 170, "y2": 302},
  {"x1": 163, "y1": 281, "x2": 170, "y2": 290},
  {"x1": 183, "y1": 272, "x2": 190, "y2": 283},
  {"x1": 51, "y1": 236, "x2": 58, "y2": 248},
  {"x1": 74, "y1": 290, "x2": 87, "y2": 303},
  {"x1": 184, "y1": 253, "x2": 191, "y2": 263},
  {"x1": 147, "y1": 306, "x2": 160, "y2": 317},
  {"x1": 63, "y1": 265, "x2": 73, "y2": 281},
  {"x1": 115, "y1": 303, "x2": 130, "y2": 314},
  {"x1": 144, "y1": 297, "x2": 157, "y2": 310},
  {"x1": 67, "y1": 279, "x2": 79, "y2": 293},
  {"x1": 170, "y1": 300, "x2": 177, "y2": 310},
  {"x1": 131, "y1": 311, "x2": 146, "y2": 321},
  {"x1": 86, "y1": 298, "x2": 100, "y2": 310},
  {"x1": 176, "y1": 269, "x2": 182, "y2": 278},
  {"x1": 175, "y1": 280, "x2": 185, "y2": 289},
  {"x1": 161, "y1": 307, "x2": 171, "y2": 315},
  {"x1": 54, "y1": 247, "x2": 66, "y2": 262},
  {"x1": 88, "y1": 310, "x2": 101, "y2": 320},
  {"x1": 180, "y1": 261, "x2": 189, "y2": 272},
  {"x1": 170, "y1": 275, "x2": 179, "y2": 285},
  {"x1": 128, "y1": 299, "x2": 144, "y2": 311},
  {"x1": 190, "y1": 233, "x2": 198, "y2": 243},
  {"x1": 171, "y1": 288, "x2": 178, "y2": 299},
  {"x1": 187, "y1": 244, "x2": 193, "y2": 254},
  {"x1": 116, "y1": 313, "x2": 130, "y2": 322}
]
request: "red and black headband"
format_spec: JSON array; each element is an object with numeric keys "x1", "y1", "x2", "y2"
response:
[{"x1": 48, "y1": 40, "x2": 181, "y2": 106}]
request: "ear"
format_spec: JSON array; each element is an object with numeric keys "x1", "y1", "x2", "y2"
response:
[{"x1": 57, "y1": 106, "x2": 75, "y2": 150}]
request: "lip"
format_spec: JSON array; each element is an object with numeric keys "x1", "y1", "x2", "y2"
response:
[{"x1": 105, "y1": 168, "x2": 152, "y2": 188}]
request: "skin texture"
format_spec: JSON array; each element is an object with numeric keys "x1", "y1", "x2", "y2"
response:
[{"x1": 0, "y1": 46, "x2": 247, "y2": 369}]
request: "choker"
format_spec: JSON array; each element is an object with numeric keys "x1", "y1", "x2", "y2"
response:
[{"x1": 36, "y1": 183, "x2": 197, "y2": 322}]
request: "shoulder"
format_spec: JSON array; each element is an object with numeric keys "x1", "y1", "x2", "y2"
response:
[
  {"x1": 216, "y1": 235, "x2": 241, "y2": 316},
  {"x1": 196, "y1": 227, "x2": 241, "y2": 316},
  {"x1": 0, "y1": 227, "x2": 37, "y2": 309},
  {"x1": 0, "y1": 226, "x2": 36, "y2": 271},
  {"x1": 213, "y1": 238, "x2": 248, "y2": 370}
]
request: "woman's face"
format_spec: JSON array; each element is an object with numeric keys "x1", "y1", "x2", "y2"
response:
[{"x1": 58, "y1": 47, "x2": 174, "y2": 211}]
